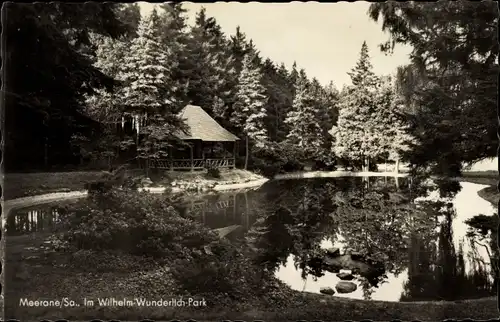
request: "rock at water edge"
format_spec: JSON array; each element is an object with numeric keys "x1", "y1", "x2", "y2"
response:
[
  {"x1": 336, "y1": 272, "x2": 354, "y2": 280},
  {"x1": 319, "y1": 287, "x2": 336, "y2": 295},
  {"x1": 335, "y1": 281, "x2": 357, "y2": 294}
]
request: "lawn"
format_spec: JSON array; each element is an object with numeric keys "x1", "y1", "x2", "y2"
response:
[
  {"x1": 3, "y1": 171, "x2": 103, "y2": 200},
  {"x1": 3, "y1": 169, "x2": 263, "y2": 201},
  {"x1": 460, "y1": 170, "x2": 498, "y2": 186},
  {"x1": 460, "y1": 170, "x2": 497, "y2": 208}
]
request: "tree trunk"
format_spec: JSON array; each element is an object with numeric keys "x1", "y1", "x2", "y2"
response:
[
  {"x1": 244, "y1": 135, "x2": 249, "y2": 170},
  {"x1": 395, "y1": 158, "x2": 400, "y2": 174}
]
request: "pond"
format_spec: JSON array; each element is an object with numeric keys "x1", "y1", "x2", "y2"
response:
[{"x1": 6, "y1": 176, "x2": 497, "y2": 302}]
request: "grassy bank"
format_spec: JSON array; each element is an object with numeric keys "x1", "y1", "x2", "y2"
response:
[
  {"x1": 460, "y1": 170, "x2": 497, "y2": 208},
  {"x1": 3, "y1": 172, "x2": 103, "y2": 200},
  {"x1": 478, "y1": 186, "x2": 498, "y2": 208},
  {"x1": 3, "y1": 169, "x2": 264, "y2": 201},
  {"x1": 459, "y1": 170, "x2": 498, "y2": 186}
]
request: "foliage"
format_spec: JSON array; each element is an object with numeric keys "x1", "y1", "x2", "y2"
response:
[
  {"x1": 249, "y1": 141, "x2": 305, "y2": 177},
  {"x1": 375, "y1": 75, "x2": 418, "y2": 163},
  {"x1": 55, "y1": 189, "x2": 219, "y2": 258},
  {"x1": 184, "y1": 8, "x2": 236, "y2": 121},
  {"x1": 205, "y1": 164, "x2": 222, "y2": 179},
  {"x1": 368, "y1": 1, "x2": 498, "y2": 174},
  {"x1": 117, "y1": 9, "x2": 188, "y2": 160},
  {"x1": 3, "y1": 2, "x2": 129, "y2": 171},
  {"x1": 330, "y1": 42, "x2": 382, "y2": 167},
  {"x1": 170, "y1": 239, "x2": 294, "y2": 307},
  {"x1": 232, "y1": 50, "x2": 269, "y2": 147},
  {"x1": 285, "y1": 71, "x2": 327, "y2": 162}
]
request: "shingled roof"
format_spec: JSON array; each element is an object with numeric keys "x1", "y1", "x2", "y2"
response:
[{"x1": 176, "y1": 105, "x2": 240, "y2": 142}]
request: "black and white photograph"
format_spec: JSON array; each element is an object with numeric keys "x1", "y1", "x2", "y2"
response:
[{"x1": 1, "y1": 1, "x2": 498, "y2": 321}]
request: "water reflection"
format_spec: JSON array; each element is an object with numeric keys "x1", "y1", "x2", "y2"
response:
[
  {"x1": 5, "y1": 200, "x2": 82, "y2": 236},
  {"x1": 258, "y1": 176, "x2": 498, "y2": 301},
  {"x1": 6, "y1": 176, "x2": 497, "y2": 302},
  {"x1": 5, "y1": 207, "x2": 61, "y2": 235}
]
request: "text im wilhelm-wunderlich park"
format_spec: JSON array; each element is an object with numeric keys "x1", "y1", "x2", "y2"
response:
[{"x1": 19, "y1": 297, "x2": 207, "y2": 308}]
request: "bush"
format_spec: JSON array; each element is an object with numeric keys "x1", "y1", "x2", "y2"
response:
[
  {"x1": 249, "y1": 142, "x2": 305, "y2": 177},
  {"x1": 170, "y1": 240, "x2": 294, "y2": 307},
  {"x1": 205, "y1": 164, "x2": 221, "y2": 179},
  {"x1": 55, "y1": 189, "x2": 219, "y2": 259}
]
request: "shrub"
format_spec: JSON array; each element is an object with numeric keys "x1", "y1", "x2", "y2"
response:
[
  {"x1": 170, "y1": 239, "x2": 295, "y2": 307},
  {"x1": 249, "y1": 142, "x2": 305, "y2": 177},
  {"x1": 55, "y1": 189, "x2": 219, "y2": 259},
  {"x1": 205, "y1": 164, "x2": 221, "y2": 179}
]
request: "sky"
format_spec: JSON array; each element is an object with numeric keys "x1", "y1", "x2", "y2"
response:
[{"x1": 138, "y1": 2, "x2": 412, "y2": 88}]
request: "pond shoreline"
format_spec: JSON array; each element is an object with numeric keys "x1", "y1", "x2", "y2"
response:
[
  {"x1": 4, "y1": 172, "x2": 493, "y2": 214},
  {"x1": 2, "y1": 177, "x2": 270, "y2": 215},
  {"x1": 142, "y1": 177, "x2": 269, "y2": 194},
  {"x1": 274, "y1": 170, "x2": 408, "y2": 180}
]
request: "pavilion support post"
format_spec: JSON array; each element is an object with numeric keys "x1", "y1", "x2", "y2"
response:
[{"x1": 190, "y1": 145, "x2": 194, "y2": 171}]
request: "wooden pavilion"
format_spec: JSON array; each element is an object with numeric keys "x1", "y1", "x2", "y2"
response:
[{"x1": 149, "y1": 104, "x2": 240, "y2": 171}]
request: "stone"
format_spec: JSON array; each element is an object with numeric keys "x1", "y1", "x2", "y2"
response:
[
  {"x1": 319, "y1": 287, "x2": 335, "y2": 295},
  {"x1": 140, "y1": 177, "x2": 153, "y2": 187},
  {"x1": 335, "y1": 281, "x2": 357, "y2": 294},
  {"x1": 325, "y1": 247, "x2": 340, "y2": 257},
  {"x1": 336, "y1": 272, "x2": 354, "y2": 280}
]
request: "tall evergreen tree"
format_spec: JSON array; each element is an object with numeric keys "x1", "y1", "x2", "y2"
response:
[
  {"x1": 232, "y1": 50, "x2": 269, "y2": 169},
  {"x1": 330, "y1": 41, "x2": 381, "y2": 171},
  {"x1": 285, "y1": 70, "x2": 325, "y2": 161},
  {"x1": 118, "y1": 9, "x2": 186, "y2": 162},
  {"x1": 158, "y1": 3, "x2": 191, "y2": 104},
  {"x1": 185, "y1": 8, "x2": 236, "y2": 119}
]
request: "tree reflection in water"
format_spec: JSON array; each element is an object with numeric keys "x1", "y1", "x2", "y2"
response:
[{"x1": 245, "y1": 175, "x2": 497, "y2": 301}]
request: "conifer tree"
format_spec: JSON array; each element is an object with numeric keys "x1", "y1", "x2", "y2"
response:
[
  {"x1": 158, "y1": 3, "x2": 191, "y2": 105},
  {"x1": 330, "y1": 41, "x2": 380, "y2": 171},
  {"x1": 185, "y1": 8, "x2": 236, "y2": 118},
  {"x1": 232, "y1": 50, "x2": 269, "y2": 169},
  {"x1": 118, "y1": 9, "x2": 186, "y2": 163},
  {"x1": 285, "y1": 70, "x2": 325, "y2": 161}
]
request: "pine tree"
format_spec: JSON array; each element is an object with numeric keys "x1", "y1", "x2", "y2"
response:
[
  {"x1": 118, "y1": 9, "x2": 186, "y2": 163},
  {"x1": 331, "y1": 41, "x2": 381, "y2": 171},
  {"x1": 276, "y1": 62, "x2": 294, "y2": 140},
  {"x1": 230, "y1": 26, "x2": 250, "y2": 76},
  {"x1": 285, "y1": 70, "x2": 325, "y2": 161},
  {"x1": 232, "y1": 50, "x2": 269, "y2": 169},
  {"x1": 158, "y1": 3, "x2": 191, "y2": 104},
  {"x1": 185, "y1": 8, "x2": 236, "y2": 118}
]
